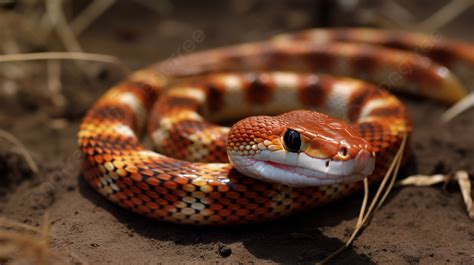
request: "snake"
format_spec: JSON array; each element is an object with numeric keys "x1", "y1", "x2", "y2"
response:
[{"x1": 78, "y1": 28, "x2": 469, "y2": 225}]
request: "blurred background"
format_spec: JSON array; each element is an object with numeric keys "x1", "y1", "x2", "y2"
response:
[{"x1": 1, "y1": 0, "x2": 474, "y2": 121}]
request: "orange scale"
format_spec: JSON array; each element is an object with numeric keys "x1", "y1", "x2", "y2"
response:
[
  {"x1": 157, "y1": 174, "x2": 171, "y2": 180},
  {"x1": 174, "y1": 176, "x2": 189, "y2": 185},
  {"x1": 137, "y1": 205, "x2": 152, "y2": 214},
  {"x1": 164, "y1": 194, "x2": 178, "y2": 202},
  {"x1": 93, "y1": 179, "x2": 101, "y2": 187},
  {"x1": 137, "y1": 182, "x2": 150, "y2": 190},
  {"x1": 130, "y1": 197, "x2": 143, "y2": 206},
  {"x1": 146, "y1": 202, "x2": 159, "y2": 210},
  {"x1": 94, "y1": 155, "x2": 104, "y2": 164},
  {"x1": 233, "y1": 184, "x2": 247, "y2": 192},
  {"x1": 145, "y1": 190, "x2": 159, "y2": 199},
  {"x1": 172, "y1": 189, "x2": 187, "y2": 197},
  {"x1": 109, "y1": 194, "x2": 119, "y2": 202},
  {"x1": 154, "y1": 186, "x2": 168, "y2": 195},
  {"x1": 225, "y1": 191, "x2": 240, "y2": 200},
  {"x1": 226, "y1": 215, "x2": 239, "y2": 223},
  {"x1": 208, "y1": 180, "x2": 223, "y2": 187},
  {"x1": 209, "y1": 192, "x2": 221, "y2": 199},
  {"x1": 217, "y1": 185, "x2": 230, "y2": 192},
  {"x1": 116, "y1": 168, "x2": 127, "y2": 177},
  {"x1": 245, "y1": 203, "x2": 258, "y2": 210},
  {"x1": 146, "y1": 177, "x2": 160, "y2": 186},
  {"x1": 130, "y1": 186, "x2": 142, "y2": 194},
  {"x1": 208, "y1": 215, "x2": 222, "y2": 223},
  {"x1": 113, "y1": 160, "x2": 125, "y2": 168},
  {"x1": 142, "y1": 170, "x2": 154, "y2": 177},
  {"x1": 122, "y1": 200, "x2": 135, "y2": 209},
  {"x1": 236, "y1": 198, "x2": 249, "y2": 205},
  {"x1": 190, "y1": 214, "x2": 204, "y2": 222},
  {"x1": 122, "y1": 161, "x2": 134, "y2": 168},
  {"x1": 90, "y1": 147, "x2": 100, "y2": 155},
  {"x1": 244, "y1": 191, "x2": 258, "y2": 199},
  {"x1": 125, "y1": 165, "x2": 138, "y2": 173},
  {"x1": 173, "y1": 201, "x2": 187, "y2": 209},
  {"x1": 199, "y1": 185, "x2": 214, "y2": 193},
  {"x1": 138, "y1": 194, "x2": 151, "y2": 202},
  {"x1": 182, "y1": 184, "x2": 196, "y2": 192},
  {"x1": 264, "y1": 201, "x2": 276, "y2": 208},
  {"x1": 163, "y1": 181, "x2": 178, "y2": 190},
  {"x1": 200, "y1": 197, "x2": 214, "y2": 205},
  {"x1": 191, "y1": 191, "x2": 206, "y2": 199},
  {"x1": 155, "y1": 198, "x2": 168, "y2": 206},
  {"x1": 236, "y1": 209, "x2": 250, "y2": 216},
  {"x1": 123, "y1": 189, "x2": 134, "y2": 197},
  {"x1": 103, "y1": 154, "x2": 113, "y2": 161},
  {"x1": 255, "y1": 208, "x2": 269, "y2": 215},
  {"x1": 218, "y1": 198, "x2": 231, "y2": 205},
  {"x1": 116, "y1": 192, "x2": 127, "y2": 200},
  {"x1": 218, "y1": 209, "x2": 232, "y2": 217},
  {"x1": 244, "y1": 214, "x2": 258, "y2": 222},
  {"x1": 154, "y1": 209, "x2": 170, "y2": 217},
  {"x1": 227, "y1": 204, "x2": 241, "y2": 211},
  {"x1": 210, "y1": 204, "x2": 223, "y2": 211},
  {"x1": 112, "y1": 155, "x2": 124, "y2": 161},
  {"x1": 191, "y1": 178, "x2": 207, "y2": 187},
  {"x1": 172, "y1": 212, "x2": 186, "y2": 221}
]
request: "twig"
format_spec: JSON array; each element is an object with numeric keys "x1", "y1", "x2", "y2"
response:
[
  {"x1": 441, "y1": 92, "x2": 474, "y2": 122},
  {"x1": 71, "y1": 0, "x2": 116, "y2": 36},
  {"x1": 0, "y1": 129, "x2": 38, "y2": 174},
  {"x1": 0, "y1": 52, "x2": 130, "y2": 75}
]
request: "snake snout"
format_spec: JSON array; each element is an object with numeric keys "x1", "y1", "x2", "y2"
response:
[{"x1": 354, "y1": 149, "x2": 375, "y2": 176}]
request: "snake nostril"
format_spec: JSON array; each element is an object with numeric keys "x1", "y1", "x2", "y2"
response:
[{"x1": 325, "y1": 160, "x2": 330, "y2": 167}]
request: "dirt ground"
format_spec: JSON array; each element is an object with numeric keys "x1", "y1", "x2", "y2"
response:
[{"x1": 1, "y1": 1, "x2": 474, "y2": 264}]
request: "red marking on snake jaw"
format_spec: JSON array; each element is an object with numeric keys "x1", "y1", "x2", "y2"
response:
[{"x1": 265, "y1": 161, "x2": 292, "y2": 171}]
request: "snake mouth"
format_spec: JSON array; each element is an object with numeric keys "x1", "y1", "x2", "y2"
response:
[{"x1": 229, "y1": 149, "x2": 375, "y2": 187}]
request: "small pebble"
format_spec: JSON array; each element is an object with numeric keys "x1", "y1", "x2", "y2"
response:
[{"x1": 218, "y1": 243, "x2": 232, "y2": 257}]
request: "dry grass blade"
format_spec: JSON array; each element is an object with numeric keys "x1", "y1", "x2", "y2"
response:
[
  {"x1": 441, "y1": 92, "x2": 474, "y2": 122},
  {"x1": 397, "y1": 171, "x2": 473, "y2": 220},
  {"x1": 318, "y1": 134, "x2": 408, "y2": 264},
  {"x1": 454, "y1": 171, "x2": 473, "y2": 219},
  {"x1": 0, "y1": 214, "x2": 51, "y2": 265},
  {"x1": 47, "y1": 60, "x2": 66, "y2": 109},
  {"x1": 416, "y1": 0, "x2": 474, "y2": 32},
  {"x1": 0, "y1": 52, "x2": 130, "y2": 75},
  {"x1": 47, "y1": 0, "x2": 82, "y2": 53},
  {"x1": 397, "y1": 174, "x2": 448, "y2": 186},
  {"x1": 0, "y1": 129, "x2": 38, "y2": 174},
  {"x1": 0, "y1": 218, "x2": 41, "y2": 233}
]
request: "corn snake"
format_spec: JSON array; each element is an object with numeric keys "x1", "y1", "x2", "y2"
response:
[{"x1": 78, "y1": 28, "x2": 469, "y2": 225}]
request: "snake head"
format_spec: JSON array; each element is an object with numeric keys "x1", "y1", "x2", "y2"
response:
[{"x1": 227, "y1": 110, "x2": 375, "y2": 187}]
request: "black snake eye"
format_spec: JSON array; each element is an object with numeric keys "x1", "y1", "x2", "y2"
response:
[{"x1": 283, "y1": 129, "x2": 301, "y2": 153}]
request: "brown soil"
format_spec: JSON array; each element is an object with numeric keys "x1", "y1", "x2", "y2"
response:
[{"x1": 1, "y1": 2, "x2": 474, "y2": 264}]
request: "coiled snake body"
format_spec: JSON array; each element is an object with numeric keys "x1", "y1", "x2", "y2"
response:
[{"x1": 78, "y1": 28, "x2": 469, "y2": 225}]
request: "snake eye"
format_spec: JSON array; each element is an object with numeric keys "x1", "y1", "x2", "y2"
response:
[
  {"x1": 283, "y1": 129, "x2": 301, "y2": 153},
  {"x1": 338, "y1": 146, "x2": 349, "y2": 158}
]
